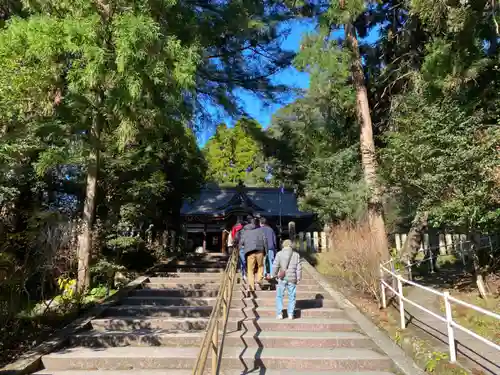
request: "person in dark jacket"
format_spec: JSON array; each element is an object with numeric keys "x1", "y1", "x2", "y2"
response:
[
  {"x1": 260, "y1": 217, "x2": 277, "y2": 279},
  {"x1": 240, "y1": 217, "x2": 268, "y2": 292}
]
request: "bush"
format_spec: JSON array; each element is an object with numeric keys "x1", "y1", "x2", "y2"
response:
[{"x1": 321, "y1": 220, "x2": 384, "y2": 302}]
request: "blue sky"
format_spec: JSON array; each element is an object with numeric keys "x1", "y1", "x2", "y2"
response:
[{"x1": 198, "y1": 20, "x2": 379, "y2": 146}]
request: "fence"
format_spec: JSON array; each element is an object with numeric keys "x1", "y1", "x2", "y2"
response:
[
  {"x1": 379, "y1": 257, "x2": 500, "y2": 363},
  {"x1": 192, "y1": 248, "x2": 238, "y2": 374},
  {"x1": 391, "y1": 232, "x2": 498, "y2": 256}
]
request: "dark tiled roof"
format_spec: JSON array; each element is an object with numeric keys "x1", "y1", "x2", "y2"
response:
[{"x1": 181, "y1": 186, "x2": 313, "y2": 218}]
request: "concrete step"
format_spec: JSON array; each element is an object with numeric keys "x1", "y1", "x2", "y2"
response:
[
  {"x1": 232, "y1": 297, "x2": 338, "y2": 309},
  {"x1": 120, "y1": 296, "x2": 216, "y2": 306},
  {"x1": 219, "y1": 347, "x2": 392, "y2": 371},
  {"x1": 41, "y1": 346, "x2": 391, "y2": 372},
  {"x1": 91, "y1": 317, "x2": 208, "y2": 331},
  {"x1": 224, "y1": 330, "x2": 374, "y2": 348},
  {"x1": 148, "y1": 274, "x2": 222, "y2": 282},
  {"x1": 70, "y1": 330, "x2": 203, "y2": 347},
  {"x1": 131, "y1": 288, "x2": 220, "y2": 298},
  {"x1": 235, "y1": 283, "x2": 327, "y2": 291},
  {"x1": 229, "y1": 306, "x2": 345, "y2": 319},
  {"x1": 238, "y1": 277, "x2": 318, "y2": 286},
  {"x1": 40, "y1": 347, "x2": 201, "y2": 371},
  {"x1": 143, "y1": 282, "x2": 220, "y2": 289},
  {"x1": 153, "y1": 267, "x2": 224, "y2": 273},
  {"x1": 103, "y1": 305, "x2": 213, "y2": 318},
  {"x1": 36, "y1": 370, "x2": 395, "y2": 375},
  {"x1": 236, "y1": 289, "x2": 329, "y2": 299},
  {"x1": 226, "y1": 317, "x2": 357, "y2": 332},
  {"x1": 69, "y1": 328, "x2": 369, "y2": 349}
]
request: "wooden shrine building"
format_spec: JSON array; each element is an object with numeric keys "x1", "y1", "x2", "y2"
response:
[{"x1": 180, "y1": 182, "x2": 314, "y2": 253}]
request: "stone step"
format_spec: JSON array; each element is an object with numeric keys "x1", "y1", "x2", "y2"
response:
[
  {"x1": 225, "y1": 330, "x2": 373, "y2": 348},
  {"x1": 120, "y1": 296, "x2": 216, "y2": 306},
  {"x1": 235, "y1": 282, "x2": 326, "y2": 291},
  {"x1": 103, "y1": 305, "x2": 213, "y2": 318},
  {"x1": 70, "y1": 330, "x2": 203, "y2": 347},
  {"x1": 40, "y1": 347, "x2": 201, "y2": 371},
  {"x1": 236, "y1": 289, "x2": 329, "y2": 299},
  {"x1": 226, "y1": 317, "x2": 357, "y2": 332},
  {"x1": 239, "y1": 277, "x2": 318, "y2": 285},
  {"x1": 148, "y1": 274, "x2": 222, "y2": 282},
  {"x1": 232, "y1": 297, "x2": 338, "y2": 309},
  {"x1": 219, "y1": 347, "x2": 392, "y2": 371},
  {"x1": 153, "y1": 267, "x2": 224, "y2": 273},
  {"x1": 229, "y1": 306, "x2": 345, "y2": 319},
  {"x1": 36, "y1": 370, "x2": 395, "y2": 375},
  {"x1": 143, "y1": 282, "x2": 220, "y2": 289},
  {"x1": 41, "y1": 346, "x2": 391, "y2": 372},
  {"x1": 69, "y1": 328, "x2": 369, "y2": 349},
  {"x1": 131, "y1": 288, "x2": 220, "y2": 298},
  {"x1": 91, "y1": 317, "x2": 208, "y2": 331}
]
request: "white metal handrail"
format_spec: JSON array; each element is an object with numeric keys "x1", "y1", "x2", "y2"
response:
[{"x1": 379, "y1": 264, "x2": 500, "y2": 363}]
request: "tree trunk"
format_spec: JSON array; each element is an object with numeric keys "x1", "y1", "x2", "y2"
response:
[
  {"x1": 469, "y1": 231, "x2": 489, "y2": 299},
  {"x1": 401, "y1": 211, "x2": 429, "y2": 262},
  {"x1": 345, "y1": 23, "x2": 389, "y2": 259},
  {"x1": 77, "y1": 118, "x2": 100, "y2": 294}
]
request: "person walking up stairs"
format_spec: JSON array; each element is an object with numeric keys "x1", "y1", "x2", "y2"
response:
[{"x1": 271, "y1": 239, "x2": 301, "y2": 320}]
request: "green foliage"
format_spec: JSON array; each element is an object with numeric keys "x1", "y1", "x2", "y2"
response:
[
  {"x1": 204, "y1": 119, "x2": 269, "y2": 187},
  {"x1": 383, "y1": 93, "x2": 500, "y2": 231}
]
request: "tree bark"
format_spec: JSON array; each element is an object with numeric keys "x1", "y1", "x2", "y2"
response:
[
  {"x1": 77, "y1": 117, "x2": 100, "y2": 294},
  {"x1": 401, "y1": 211, "x2": 429, "y2": 262},
  {"x1": 345, "y1": 23, "x2": 389, "y2": 259},
  {"x1": 469, "y1": 231, "x2": 490, "y2": 299}
]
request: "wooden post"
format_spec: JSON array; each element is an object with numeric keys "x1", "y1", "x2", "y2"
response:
[
  {"x1": 439, "y1": 233, "x2": 446, "y2": 255},
  {"x1": 395, "y1": 233, "x2": 402, "y2": 252},
  {"x1": 313, "y1": 232, "x2": 319, "y2": 253},
  {"x1": 320, "y1": 231, "x2": 327, "y2": 252},
  {"x1": 445, "y1": 233, "x2": 453, "y2": 254},
  {"x1": 298, "y1": 232, "x2": 304, "y2": 252}
]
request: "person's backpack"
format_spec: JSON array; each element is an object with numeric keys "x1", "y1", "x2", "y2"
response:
[{"x1": 277, "y1": 252, "x2": 293, "y2": 279}]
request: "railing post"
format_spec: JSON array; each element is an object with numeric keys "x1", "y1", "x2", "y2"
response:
[
  {"x1": 429, "y1": 252, "x2": 435, "y2": 274},
  {"x1": 379, "y1": 265, "x2": 386, "y2": 309},
  {"x1": 444, "y1": 291, "x2": 457, "y2": 363},
  {"x1": 397, "y1": 275, "x2": 405, "y2": 329},
  {"x1": 211, "y1": 316, "x2": 219, "y2": 374},
  {"x1": 407, "y1": 258, "x2": 412, "y2": 281},
  {"x1": 223, "y1": 283, "x2": 228, "y2": 318}
]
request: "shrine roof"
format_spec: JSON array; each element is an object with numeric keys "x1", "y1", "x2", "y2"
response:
[{"x1": 180, "y1": 185, "x2": 313, "y2": 218}]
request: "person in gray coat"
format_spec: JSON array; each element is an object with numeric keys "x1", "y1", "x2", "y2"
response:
[
  {"x1": 240, "y1": 217, "x2": 268, "y2": 292},
  {"x1": 271, "y1": 239, "x2": 301, "y2": 319}
]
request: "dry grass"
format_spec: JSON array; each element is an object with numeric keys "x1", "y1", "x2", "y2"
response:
[{"x1": 315, "y1": 220, "x2": 386, "y2": 303}]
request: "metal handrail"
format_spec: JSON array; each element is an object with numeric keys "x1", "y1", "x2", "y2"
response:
[
  {"x1": 379, "y1": 264, "x2": 500, "y2": 363},
  {"x1": 192, "y1": 250, "x2": 238, "y2": 375}
]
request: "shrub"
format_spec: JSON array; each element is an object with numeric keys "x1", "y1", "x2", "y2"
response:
[{"x1": 322, "y1": 220, "x2": 384, "y2": 302}]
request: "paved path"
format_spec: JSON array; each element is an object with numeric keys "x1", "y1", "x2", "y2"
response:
[{"x1": 404, "y1": 283, "x2": 500, "y2": 375}]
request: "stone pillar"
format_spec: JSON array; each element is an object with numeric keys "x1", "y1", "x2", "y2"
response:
[
  {"x1": 305, "y1": 232, "x2": 312, "y2": 252},
  {"x1": 288, "y1": 221, "x2": 296, "y2": 243},
  {"x1": 313, "y1": 231, "x2": 319, "y2": 252},
  {"x1": 298, "y1": 232, "x2": 304, "y2": 252}
]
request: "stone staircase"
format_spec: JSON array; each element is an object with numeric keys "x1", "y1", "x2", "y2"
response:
[
  {"x1": 32, "y1": 254, "x2": 404, "y2": 375},
  {"x1": 217, "y1": 267, "x2": 399, "y2": 374},
  {"x1": 34, "y1": 253, "x2": 228, "y2": 375}
]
